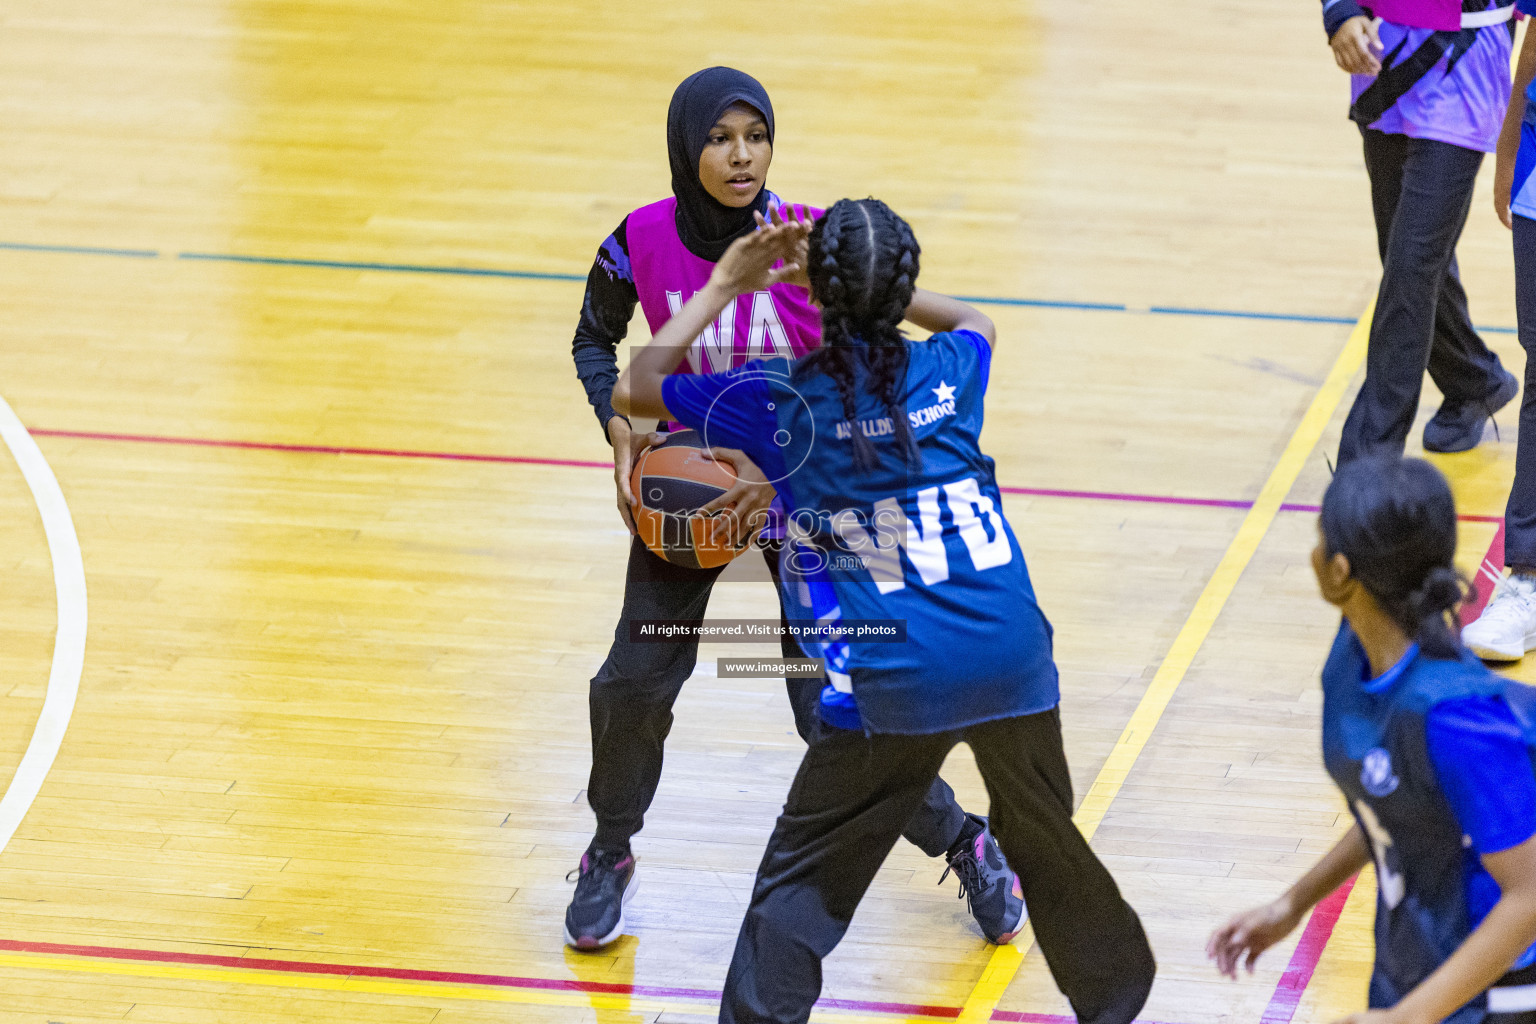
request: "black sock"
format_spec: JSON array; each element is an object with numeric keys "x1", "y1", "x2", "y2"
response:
[
  {"x1": 946, "y1": 813, "x2": 984, "y2": 861},
  {"x1": 588, "y1": 839, "x2": 632, "y2": 862}
]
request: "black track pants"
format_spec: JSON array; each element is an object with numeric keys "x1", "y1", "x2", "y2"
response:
[
  {"x1": 586, "y1": 536, "x2": 966, "y2": 857},
  {"x1": 718, "y1": 708, "x2": 1156, "y2": 1024},
  {"x1": 1338, "y1": 128, "x2": 1507, "y2": 463},
  {"x1": 1501, "y1": 216, "x2": 1536, "y2": 569}
]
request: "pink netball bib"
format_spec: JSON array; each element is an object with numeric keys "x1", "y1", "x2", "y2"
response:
[
  {"x1": 1368, "y1": 0, "x2": 1464, "y2": 31},
  {"x1": 626, "y1": 195, "x2": 823, "y2": 378}
]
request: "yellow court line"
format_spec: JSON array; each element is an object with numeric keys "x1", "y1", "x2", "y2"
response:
[
  {"x1": 953, "y1": 304, "x2": 1374, "y2": 1023},
  {"x1": 0, "y1": 950, "x2": 941, "y2": 1024},
  {"x1": 0, "y1": 313, "x2": 1373, "y2": 1024}
]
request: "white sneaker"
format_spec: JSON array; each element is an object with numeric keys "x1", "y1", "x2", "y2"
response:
[{"x1": 1463, "y1": 573, "x2": 1536, "y2": 662}]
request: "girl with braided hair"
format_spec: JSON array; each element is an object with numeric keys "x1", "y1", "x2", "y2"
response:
[
  {"x1": 1211, "y1": 457, "x2": 1536, "y2": 1024},
  {"x1": 565, "y1": 67, "x2": 1020, "y2": 953},
  {"x1": 614, "y1": 199, "x2": 1156, "y2": 1024}
]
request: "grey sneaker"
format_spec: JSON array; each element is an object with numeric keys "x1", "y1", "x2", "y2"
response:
[
  {"x1": 939, "y1": 815, "x2": 1026, "y2": 944},
  {"x1": 563, "y1": 846, "x2": 636, "y2": 951}
]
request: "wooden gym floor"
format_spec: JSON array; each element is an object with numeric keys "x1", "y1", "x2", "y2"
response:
[{"x1": 0, "y1": 0, "x2": 1530, "y2": 1021}]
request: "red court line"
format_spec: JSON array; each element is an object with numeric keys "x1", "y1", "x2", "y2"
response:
[
  {"x1": 28, "y1": 426, "x2": 1253, "y2": 508},
  {"x1": 19, "y1": 423, "x2": 1497, "y2": 1019},
  {"x1": 0, "y1": 937, "x2": 1197, "y2": 1021},
  {"x1": 29, "y1": 426, "x2": 1243, "y2": 510},
  {"x1": 1463, "y1": 518, "x2": 1509, "y2": 624},
  {"x1": 30, "y1": 425, "x2": 1508, "y2": 525},
  {"x1": 1258, "y1": 874, "x2": 1359, "y2": 1024},
  {"x1": 0, "y1": 938, "x2": 964, "y2": 1018},
  {"x1": 0, "y1": 936, "x2": 1191, "y2": 1022},
  {"x1": 28, "y1": 427, "x2": 613, "y2": 470}
]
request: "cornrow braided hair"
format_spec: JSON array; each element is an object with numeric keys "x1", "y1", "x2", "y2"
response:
[{"x1": 799, "y1": 198, "x2": 921, "y2": 471}]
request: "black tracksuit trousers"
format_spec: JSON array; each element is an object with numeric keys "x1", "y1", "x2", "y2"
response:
[
  {"x1": 586, "y1": 536, "x2": 967, "y2": 858},
  {"x1": 1338, "y1": 129, "x2": 1508, "y2": 464},
  {"x1": 718, "y1": 708, "x2": 1156, "y2": 1024}
]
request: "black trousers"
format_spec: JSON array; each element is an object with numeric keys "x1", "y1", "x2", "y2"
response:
[
  {"x1": 587, "y1": 536, "x2": 967, "y2": 857},
  {"x1": 719, "y1": 708, "x2": 1156, "y2": 1024},
  {"x1": 1506, "y1": 216, "x2": 1536, "y2": 569},
  {"x1": 1338, "y1": 129, "x2": 1507, "y2": 464}
]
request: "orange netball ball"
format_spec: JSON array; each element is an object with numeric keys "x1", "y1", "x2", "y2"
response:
[{"x1": 629, "y1": 430, "x2": 749, "y2": 569}]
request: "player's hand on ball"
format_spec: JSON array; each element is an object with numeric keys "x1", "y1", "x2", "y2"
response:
[
  {"x1": 699, "y1": 447, "x2": 775, "y2": 549},
  {"x1": 708, "y1": 211, "x2": 812, "y2": 297},
  {"x1": 1207, "y1": 896, "x2": 1304, "y2": 979},
  {"x1": 1330, "y1": 15, "x2": 1382, "y2": 76},
  {"x1": 608, "y1": 416, "x2": 663, "y2": 535}
]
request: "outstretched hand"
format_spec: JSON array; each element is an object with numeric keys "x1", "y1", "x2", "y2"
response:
[
  {"x1": 707, "y1": 208, "x2": 813, "y2": 298},
  {"x1": 766, "y1": 204, "x2": 813, "y2": 289},
  {"x1": 1207, "y1": 896, "x2": 1304, "y2": 980}
]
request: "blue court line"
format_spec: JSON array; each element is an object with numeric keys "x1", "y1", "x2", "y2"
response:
[
  {"x1": 168, "y1": 253, "x2": 1386, "y2": 327},
  {"x1": 176, "y1": 251, "x2": 586, "y2": 282},
  {"x1": 1147, "y1": 304, "x2": 1356, "y2": 325},
  {"x1": 2, "y1": 238, "x2": 1525, "y2": 333},
  {"x1": 0, "y1": 241, "x2": 160, "y2": 259},
  {"x1": 954, "y1": 294, "x2": 1126, "y2": 312},
  {"x1": 1149, "y1": 303, "x2": 1519, "y2": 334}
]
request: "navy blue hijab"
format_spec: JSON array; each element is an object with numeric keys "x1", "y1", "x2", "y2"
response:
[{"x1": 667, "y1": 67, "x2": 775, "y2": 261}]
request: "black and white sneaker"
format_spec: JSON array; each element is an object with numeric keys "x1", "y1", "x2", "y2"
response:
[{"x1": 562, "y1": 846, "x2": 637, "y2": 951}]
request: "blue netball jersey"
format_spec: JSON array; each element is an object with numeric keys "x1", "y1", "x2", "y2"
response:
[
  {"x1": 662, "y1": 330, "x2": 1060, "y2": 735},
  {"x1": 1321, "y1": 622, "x2": 1536, "y2": 1021}
]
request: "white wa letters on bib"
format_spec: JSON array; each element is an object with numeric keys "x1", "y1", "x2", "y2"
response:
[{"x1": 666, "y1": 289, "x2": 789, "y2": 374}]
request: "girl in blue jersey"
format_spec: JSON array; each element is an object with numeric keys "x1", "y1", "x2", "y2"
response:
[
  {"x1": 565, "y1": 67, "x2": 1019, "y2": 953},
  {"x1": 1209, "y1": 457, "x2": 1536, "y2": 1024},
  {"x1": 613, "y1": 200, "x2": 1155, "y2": 1024}
]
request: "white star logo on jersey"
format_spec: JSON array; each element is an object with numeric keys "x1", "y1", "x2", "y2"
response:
[{"x1": 909, "y1": 380, "x2": 960, "y2": 430}]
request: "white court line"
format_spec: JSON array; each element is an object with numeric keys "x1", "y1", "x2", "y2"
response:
[{"x1": 0, "y1": 395, "x2": 86, "y2": 854}]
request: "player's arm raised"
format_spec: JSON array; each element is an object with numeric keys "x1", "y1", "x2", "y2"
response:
[
  {"x1": 614, "y1": 212, "x2": 810, "y2": 420},
  {"x1": 902, "y1": 289, "x2": 996, "y2": 348}
]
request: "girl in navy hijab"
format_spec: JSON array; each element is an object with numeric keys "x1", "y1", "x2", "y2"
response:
[
  {"x1": 666, "y1": 66, "x2": 777, "y2": 259},
  {"x1": 562, "y1": 68, "x2": 1022, "y2": 954}
]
